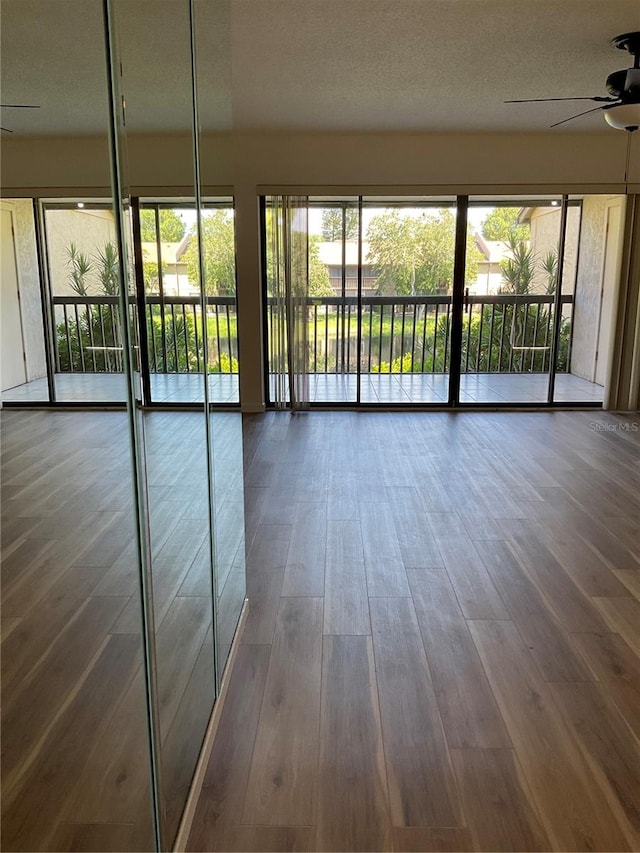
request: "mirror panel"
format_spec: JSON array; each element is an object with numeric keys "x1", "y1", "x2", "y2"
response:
[{"x1": 0, "y1": 2, "x2": 155, "y2": 851}]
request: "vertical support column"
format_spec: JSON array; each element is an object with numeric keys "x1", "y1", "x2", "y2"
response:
[
  {"x1": 32, "y1": 199, "x2": 57, "y2": 403},
  {"x1": 548, "y1": 194, "x2": 569, "y2": 404},
  {"x1": 341, "y1": 202, "x2": 347, "y2": 375},
  {"x1": 356, "y1": 196, "x2": 363, "y2": 405},
  {"x1": 449, "y1": 195, "x2": 468, "y2": 406},
  {"x1": 131, "y1": 197, "x2": 152, "y2": 406},
  {"x1": 234, "y1": 183, "x2": 266, "y2": 411}
]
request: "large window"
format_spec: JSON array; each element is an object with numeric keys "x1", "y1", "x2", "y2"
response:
[
  {"x1": 263, "y1": 194, "x2": 625, "y2": 408},
  {"x1": 1, "y1": 198, "x2": 239, "y2": 407}
]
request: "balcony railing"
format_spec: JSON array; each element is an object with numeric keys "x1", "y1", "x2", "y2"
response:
[
  {"x1": 53, "y1": 293, "x2": 573, "y2": 377},
  {"x1": 268, "y1": 293, "x2": 573, "y2": 375},
  {"x1": 53, "y1": 295, "x2": 238, "y2": 374}
]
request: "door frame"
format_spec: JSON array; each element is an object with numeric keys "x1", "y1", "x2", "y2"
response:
[{"x1": 0, "y1": 204, "x2": 28, "y2": 392}]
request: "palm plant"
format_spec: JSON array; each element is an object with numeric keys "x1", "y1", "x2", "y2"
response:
[
  {"x1": 94, "y1": 242, "x2": 119, "y2": 295},
  {"x1": 65, "y1": 243, "x2": 92, "y2": 295},
  {"x1": 58, "y1": 241, "x2": 122, "y2": 372},
  {"x1": 499, "y1": 236, "x2": 534, "y2": 294},
  {"x1": 541, "y1": 250, "x2": 558, "y2": 294}
]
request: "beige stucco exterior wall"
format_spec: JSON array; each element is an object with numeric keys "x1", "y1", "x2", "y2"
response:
[
  {"x1": 528, "y1": 206, "x2": 580, "y2": 294},
  {"x1": 45, "y1": 208, "x2": 117, "y2": 296},
  {"x1": 571, "y1": 196, "x2": 609, "y2": 382},
  {"x1": 609, "y1": 195, "x2": 640, "y2": 411},
  {"x1": 529, "y1": 197, "x2": 626, "y2": 384}
]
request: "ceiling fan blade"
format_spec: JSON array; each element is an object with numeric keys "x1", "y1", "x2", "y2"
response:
[
  {"x1": 625, "y1": 68, "x2": 640, "y2": 96},
  {"x1": 549, "y1": 103, "x2": 613, "y2": 128},
  {"x1": 505, "y1": 96, "x2": 617, "y2": 103},
  {"x1": 0, "y1": 104, "x2": 40, "y2": 109},
  {"x1": 1, "y1": 127, "x2": 14, "y2": 133}
]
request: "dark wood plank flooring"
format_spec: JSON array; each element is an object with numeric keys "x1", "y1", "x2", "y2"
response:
[
  {"x1": 1, "y1": 411, "x2": 156, "y2": 853},
  {"x1": 3, "y1": 409, "x2": 640, "y2": 853},
  {"x1": 0, "y1": 409, "x2": 240, "y2": 852},
  {"x1": 189, "y1": 410, "x2": 640, "y2": 853}
]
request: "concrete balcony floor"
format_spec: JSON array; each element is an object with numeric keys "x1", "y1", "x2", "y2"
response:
[{"x1": 2, "y1": 370, "x2": 603, "y2": 406}]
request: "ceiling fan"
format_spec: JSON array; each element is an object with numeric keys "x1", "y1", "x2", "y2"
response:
[
  {"x1": 505, "y1": 31, "x2": 640, "y2": 131},
  {"x1": 0, "y1": 104, "x2": 40, "y2": 134}
]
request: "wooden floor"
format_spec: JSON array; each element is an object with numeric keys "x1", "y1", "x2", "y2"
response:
[
  {"x1": 1, "y1": 410, "x2": 156, "y2": 852},
  {"x1": 188, "y1": 410, "x2": 640, "y2": 853},
  {"x1": 1, "y1": 409, "x2": 244, "y2": 852}
]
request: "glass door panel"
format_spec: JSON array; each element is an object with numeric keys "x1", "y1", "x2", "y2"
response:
[
  {"x1": 201, "y1": 203, "x2": 240, "y2": 405},
  {"x1": 307, "y1": 198, "x2": 359, "y2": 404},
  {"x1": 553, "y1": 195, "x2": 625, "y2": 404},
  {"x1": 461, "y1": 197, "x2": 564, "y2": 404},
  {"x1": 43, "y1": 201, "x2": 128, "y2": 404},
  {"x1": 139, "y1": 201, "x2": 201, "y2": 404},
  {"x1": 359, "y1": 198, "x2": 457, "y2": 404},
  {"x1": 139, "y1": 200, "x2": 239, "y2": 406}
]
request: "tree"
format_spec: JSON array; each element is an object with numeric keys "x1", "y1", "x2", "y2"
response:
[
  {"x1": 321, "y1": 208, "x2": 358, "y2": 241},
  {"x1": 183, "y1": 210, "x2": 236, "y2": 295},
  {"x1": 308, "y1": 236, "x2": 333, "y2": 297},
  {"x1": 142, "y1": 260, "x2": 166, "y2": 294},
  {"x1": 366, "y1": 209, "x2": 482, "y2": 295},
  {"x1": 481, "y1": 207, "x2": 529, "y2": 242},
  {"x1": 140, "y1": 208, "x2": 186, "y2": 242}
]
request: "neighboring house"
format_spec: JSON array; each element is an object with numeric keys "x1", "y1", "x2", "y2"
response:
[
  {"x1": 319, "y1": 234, "x2": 510, "y2": 297},
  {"x1": 316, "y1": 241, "x2": 379, "y2": 296},
  {"x1": 471, "y1": 233, "x2": 509, "y2": 294},
  {"x1": 140, "y1": 234, "x2": 193, "y2": 296}
]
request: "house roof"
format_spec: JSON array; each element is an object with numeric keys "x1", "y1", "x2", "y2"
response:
[
  {"x1": 473, "y1": 234, "x2": 511, "y2": 264},
  {"x1": 141, "y1": 238, "x2": 190, "y2": 264},
  {"x1": 317, "y1": 241, "x2": 375, "y2": 267}
]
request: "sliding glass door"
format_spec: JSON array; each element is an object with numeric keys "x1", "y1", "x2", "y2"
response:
[
  {"x1": 265, "y1": 195, "x2": 313, "y2": 408},
  {"x1": 42, "y1": 201, "x2": 128, "y2": 404},
  {"x1": 35, "y1": 198, "x2": 239, "y2": 407},
  {"x1": 265, "y1": 196, "x2": 461, "y2": 406},
  {"x1": 137, "y1": 200, "x2": 239, "y2": 405},
  {"x1": 552, "y1": 194, "x2": 625, "y2": 405},
  {"x1": 359, "y1": 198, "x2": 459, "y2": 404},
  {"x1": 264, "y1": 193, "x2": 614, "y2": 408},
  {"x1": 459, "y1": 197, "x2": 568, "y2": 404},
  {"x1": 307, "y1": 198, "x2": 359, "y2": 404}
]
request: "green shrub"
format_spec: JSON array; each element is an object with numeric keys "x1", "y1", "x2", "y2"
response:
[
  {"x1": 147, "y1": 311, "x2": 202, "y2": 373},
  {"x1": 56, "y1": 304, "x2": 122, "y2": 372},
  {"x1": 209, "y1": 352, "x2": 239, "y2": 374}
]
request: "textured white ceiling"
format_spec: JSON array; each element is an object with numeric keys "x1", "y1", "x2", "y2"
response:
[{"x1": 1, "y1": 0, "x2": 639, "y2": 135}]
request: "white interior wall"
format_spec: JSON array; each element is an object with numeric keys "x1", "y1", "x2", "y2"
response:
[{"x1": 3, "y1": 131, "x2": 639, "y2": 195}]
